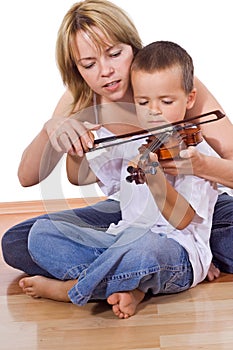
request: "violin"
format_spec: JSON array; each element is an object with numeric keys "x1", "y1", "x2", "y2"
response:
[
  {"x1": 147, "y1": 123, "x2": 203, "y2": 160},
  {"x1": 88, "y1": 110, "x2": 225, "y2": 185},
  {"x1": 126, "y1": 124, "x2": 203, "y2": 185}
]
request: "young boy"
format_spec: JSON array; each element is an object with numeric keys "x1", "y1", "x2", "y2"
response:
[{"x1": 19, "y1": 41, "x2": 218, "y2": 319}]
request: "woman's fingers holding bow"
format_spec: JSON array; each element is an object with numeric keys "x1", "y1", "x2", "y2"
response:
[{"x1": 43, "y1": 117, "x2": 101, "y2": 156}]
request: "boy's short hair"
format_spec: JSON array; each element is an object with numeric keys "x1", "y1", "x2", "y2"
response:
[{"x1": 131, "y1": 41, "x2": 194, "y2": 93}]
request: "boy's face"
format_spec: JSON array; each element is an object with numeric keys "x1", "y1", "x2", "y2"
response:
[{"x1": 131, "y1": 66, "x2": 196, "y2": 130}]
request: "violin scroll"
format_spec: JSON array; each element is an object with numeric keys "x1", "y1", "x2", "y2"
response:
[
  {"x1": 126, "y1": 123, "x2": 203, "y2": 185},
  {"x1": 126, "y1": 161, "x2": 159, "y2": 184},
  {"x1": 126, "y1": 166, "x2": 145, "y2": 185}
]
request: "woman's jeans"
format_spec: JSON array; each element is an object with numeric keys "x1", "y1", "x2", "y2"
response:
[
  {"x1": 210, "y1": 193, "x2": 233, "y2": 273},
  {"x1": 27, "y1": 221, "x2": 193, "y2": 304},
  {"x1": 2, "y1": 193, "x2": 233, "y2": 276}
]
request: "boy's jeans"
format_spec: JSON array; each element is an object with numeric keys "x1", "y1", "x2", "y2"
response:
[{"x1": 28, "y1": 219, "x2": 193, "y2": 305}]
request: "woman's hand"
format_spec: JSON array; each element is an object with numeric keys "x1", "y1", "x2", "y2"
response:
[
  {"x1": 43, "y1": 117, "x2": 101, "y2": 157},
  {"x1": 161, "y1": 146, "x2": 205, "y2": 176}
]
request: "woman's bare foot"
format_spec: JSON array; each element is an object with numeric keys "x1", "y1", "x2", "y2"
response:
[
  {"x1": 19, "y1": 276, "x2": 77, "y2": 302},
  {"x1": 107, "y1": 289, "x2": 145, "y2": 319},
  {"x1": 206, "y1": 262, "x2": 221, "y2": 281}
]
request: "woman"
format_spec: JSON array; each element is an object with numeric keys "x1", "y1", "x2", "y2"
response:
[
  {"x1": 18, "y1": 40, "x2": 219, "y2": 319},
  {"x1": 1, "y1": 0, "x2": 233, "y2": 279}
]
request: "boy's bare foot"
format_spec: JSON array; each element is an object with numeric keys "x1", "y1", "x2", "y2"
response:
[
  {"x1": 107, "y1": 289, "x2": 145, "y2": 319},
  {"x1": 19, "y1": 276, "x2": 77, "y2": 302},
  {"x1": 206, "y1": 262, "x2": 221, "y2": 281}
]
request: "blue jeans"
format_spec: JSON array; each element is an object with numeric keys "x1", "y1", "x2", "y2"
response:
[
  {"x1": 210, "y1": 193, "x2": 233, "y2": 273},
  {"x1": 1, "y1": 199, "x2": 121, "y2": 277},
  {"x1": 27, "y1": 220, "x2": 193, "y2": 305},
  {"x1": 2, "y1": 193, "x2": 233, "y2": 276}
]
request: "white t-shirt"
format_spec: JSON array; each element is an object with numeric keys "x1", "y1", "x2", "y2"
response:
[{"x1": 88, "y1": 129, "x2": 218, "y2": 287}]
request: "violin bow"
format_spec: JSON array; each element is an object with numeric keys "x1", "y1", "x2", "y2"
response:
[{"x1": 90, "y1": 109, "x2": 225, "y2": 151}]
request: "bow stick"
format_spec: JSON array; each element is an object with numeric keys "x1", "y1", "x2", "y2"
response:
[{"x1": 89, "y1": 109, "x2": 225, "y2": 151}]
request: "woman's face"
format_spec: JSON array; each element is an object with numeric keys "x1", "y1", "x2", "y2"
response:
[{"x1": 74, "y1": 28, "x2": 134, "y2": 103}]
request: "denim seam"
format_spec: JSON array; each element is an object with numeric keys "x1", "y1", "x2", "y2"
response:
[
  {"x1": 62, "y1": 264, "x2": 88, "y2": 280},
  {"x1": 99, "y1": 263, "x2": 187, "y2": 283},
  {"x1": 68, "y1": 264, "x2": 191, "y2": 305}
]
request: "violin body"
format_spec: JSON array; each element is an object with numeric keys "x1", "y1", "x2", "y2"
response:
[
  {"x1": 126, "y1": 124, "x2": 203, "y2": 184},
  {"x1": 149, "y1": 124, "x2": 203, "y2": 161},
  {"x1": 147, "y1": 133, "x2": 185, "y2": 160}
]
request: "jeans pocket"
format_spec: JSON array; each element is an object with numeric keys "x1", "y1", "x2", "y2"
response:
[{"x1": 163, "y1": 268, "x2": 193, "y2": 294}]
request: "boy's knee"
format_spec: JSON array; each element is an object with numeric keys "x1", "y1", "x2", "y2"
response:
[
  {"x1": 28, "y1": 219, "x2": 62, "y2": 258},
  {"x1": 28, "y1": 219, "x2": 50, "y2": 255}
]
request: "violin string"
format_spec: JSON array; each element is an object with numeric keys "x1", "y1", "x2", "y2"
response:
[{"x1": 140, "y1": 132, "x2": 171, "y2": 161}]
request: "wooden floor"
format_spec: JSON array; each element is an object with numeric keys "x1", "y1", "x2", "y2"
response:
[{"x1": 1, "y1": 199, "x2": 233, "y2": 350}]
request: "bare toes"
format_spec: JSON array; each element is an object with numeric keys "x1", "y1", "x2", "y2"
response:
[
  {"x1": 107, "y1": 294, "x2": 119, "y2": 305},
  {"x1": 112, "y1": 304, "x2": 121, "y2": 316}
]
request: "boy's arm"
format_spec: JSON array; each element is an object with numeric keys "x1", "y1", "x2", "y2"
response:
[
  {"x1": 66, "y1": 146, "x2": 122, "y2": 194},
  {"x1": 147, "y1": 166, "x2": 195, "y2": 230},
  {"x1": 139, "y1": 153, "x2": 195, "y2": 230},
  {"x1": 66, "y1": 154, "x2": 98, "y2": 185}
]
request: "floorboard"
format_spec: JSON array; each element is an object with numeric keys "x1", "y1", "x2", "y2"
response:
[{"x1": 1, "y1": 199, "x2": 233, "y2": 349}]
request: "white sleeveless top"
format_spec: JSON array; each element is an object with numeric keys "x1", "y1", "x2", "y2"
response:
[{"x1": 91, "y1": 94, "x2": 120, "y2": 201}]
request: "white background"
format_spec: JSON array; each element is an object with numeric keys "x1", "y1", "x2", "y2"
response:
[{"x1": 0, "y1": 0, "x2": 232, "y2": 202}]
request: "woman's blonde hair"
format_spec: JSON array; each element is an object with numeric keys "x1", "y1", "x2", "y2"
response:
[{"x1": 56, "y1": 0, "x2": 142, "y2": 112}]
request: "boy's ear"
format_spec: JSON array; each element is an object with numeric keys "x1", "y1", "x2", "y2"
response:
[{"x1": 186, "y1": 88, "x2": 197, "y2": 110}]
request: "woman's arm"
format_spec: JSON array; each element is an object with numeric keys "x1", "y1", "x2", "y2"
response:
[
  {"x1": 162, "y1": 77, "x2": 233, "y2": 188},
  {"x1": 187, "y1": 77, "x2": 233, "y2": 160},
  {"x1": 18, "y1": 89, "x2": 96, "y2": 187},
  {"x1": 18, "y1": 128, "x2": 63, "y2": 187}
]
